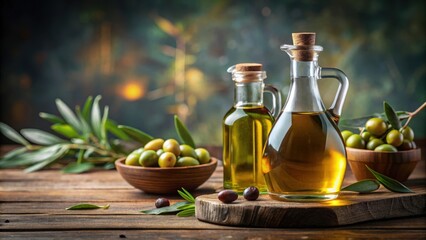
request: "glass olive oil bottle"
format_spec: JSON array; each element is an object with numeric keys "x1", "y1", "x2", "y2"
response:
[
  {"x1": 262, "y1": 33, "x2": 349, "y2": 201},
  {"x1": 223, "y1": 63, "x2": 281, "y2": 192}
]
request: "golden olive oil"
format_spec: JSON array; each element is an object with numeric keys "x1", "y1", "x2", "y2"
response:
[
  {"x1": 223, "y1": 105, "x2": 273, "y2": 192},
  {"x1": 262, "y1": 111, "x2": 346, "y2": 201}
]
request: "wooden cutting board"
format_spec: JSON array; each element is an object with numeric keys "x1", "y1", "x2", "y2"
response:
[{"x1": 195, "y1": 185, "x2": 426, "y2": 227}]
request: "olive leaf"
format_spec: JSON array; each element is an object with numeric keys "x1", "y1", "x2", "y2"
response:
[
  {"x1": 24, "y1": 145, "x2": 69, "y2": 173},
  {"x1": 140, "y1": 201, "x2": 189, "y2": 215},
  {"x1": 384, "y1": 101, "x2": 402, "y2": 130},
  {"x1": 339, "y1": 111, "x2": 409, "y2": 129},
  {"x1": 91, "y1": 95, "x2": 103, "y2": 139},
  {"x1": 39, "y1": 112, "x2": 66, "y2": 124},
  {"x1": 100, "y1": 106, "x2": 109, "y2": 145},
  {"x1": 51, "y1": 124, "x2": 80, "y2": 139},
  {"x1": 106, "y1": 120, "x2": 129, "y2": 141},
  {"x1": 66, "y1": 203, "x2": 110, "y2": 210},
  {"x1": 0, "y1": 145, "x2": 63, "y2": 168},
  {"x1": 118, "y1": 125, "x2": 153, "y2": 145},
  {"x1": 174, "y1": 115, "x2": 195, "y2": 148},
  {"x1": 56, "y1": 98, "x2": 82, "y2": 133},
  {"x1": 341, "y1": 179, "x2": 381, "y2": 193},
  {"x1": 21, "y1": 129, "x2": 67, "y2": 145},
  {"x1": 177, "y1": 187, "x2": 195, "y2": 203},
  {"x1": 62, "y1": 162, "x2": 95, "y2": 174},
  {"x1": 82, "y1": 96, "x2": 93, "y2": 121},
  {"x1": 0, "y1": 122, "x2": 31, "y2": 147},
  {"x1": 366, "y1": 165, "x2": 413, "y2": 193},
  {"x1": 176, "y1": 208, "x2": 195, "y2": 217}
]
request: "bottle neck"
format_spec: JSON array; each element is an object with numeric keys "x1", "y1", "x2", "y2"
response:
[
  {"x1": 283, "y1": 60, "x2": 325, "y2": 112},
  {"x1": 234, "y1": 82, "x2": 264, "y2": 108}
]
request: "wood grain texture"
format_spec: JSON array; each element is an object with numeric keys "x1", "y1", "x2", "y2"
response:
[
  {"x1": 196, "y1": 186, "x2": 426, "y2": 227},
  {"x1": 0, "y1": 144, "x2": 425, "y2": 239}
]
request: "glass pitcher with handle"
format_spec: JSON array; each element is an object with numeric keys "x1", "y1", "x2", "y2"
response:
[
  {"x1": 223, "y1": 63, "x2": 282, "y2": 192},
  {"x1": 262, "y1": 33, "x2": 349, "y2": 201}
]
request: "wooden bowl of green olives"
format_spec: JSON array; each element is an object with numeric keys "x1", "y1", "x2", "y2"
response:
[
  {"x1": 115, "y1": 157, "x2": 218, "y2": 194},
  {"x1": 346, "y1": 147, "x2": 421, "y2": 182}
]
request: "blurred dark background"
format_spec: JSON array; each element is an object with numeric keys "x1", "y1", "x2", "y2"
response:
[{"x1": 1, "y1": 0, "x2": 425, "y2": 145}]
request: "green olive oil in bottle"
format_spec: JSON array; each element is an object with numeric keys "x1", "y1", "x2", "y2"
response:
[{"x1": 223, "y1": 63, "x2": 281, "y2": 192}]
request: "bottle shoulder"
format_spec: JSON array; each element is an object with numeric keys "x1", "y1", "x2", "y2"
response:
[{"x1": 223, "y1": 106, "x2": 274, "y2": 125}]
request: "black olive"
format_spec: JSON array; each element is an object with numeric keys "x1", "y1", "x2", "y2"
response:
[
  {"x1": 243, "y1": 186, "x2": 259, "y2": 201},
  {"x1": 218, "y1": 190, "x2": 238, "y2": 203},
  {"x1": 155, "y1": 198, "x2": 170, "y2": 208}
]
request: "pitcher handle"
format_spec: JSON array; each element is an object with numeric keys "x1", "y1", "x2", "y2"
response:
[
  {"x1": 264, "y1": 84, "x2": 282, "y2": 118},
  {"x1": 320, "y1": 68, "x2": 349, "y2": 119}
]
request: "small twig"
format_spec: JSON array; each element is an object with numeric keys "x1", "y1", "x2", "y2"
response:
[{"x1": 403, "y1": 102, "x2": 426, "y2": 128}]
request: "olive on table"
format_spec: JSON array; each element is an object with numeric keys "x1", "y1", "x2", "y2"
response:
[
  {"x1": 163, "y1": 139, "x2": 181, "y2": 156},
  {"x1": 243, "y1": 186, "x2": 259, "y2": 201},
  {"x1": 158, "y1": 152, "x2": 177, "y2": 168},
  {"x1": 218, "y1": 190, "x2": 238, "y2": 203},
  {"x1": 139, "y1": 150, "x2": 159, "y2": 167},
  {"x1": 365, "y1": 118, "x2": 387, "y2": 137},
  {"x1": 195, "y1": 148, "x2": 211, "y2": 164},
  {"x1": 155, "y1": 198, "x2": 170, "y2": 208}
]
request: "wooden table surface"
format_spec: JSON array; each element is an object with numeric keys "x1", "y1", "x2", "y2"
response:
[{"x1": 0, "y1": 146, "x2": 425, "y2": 240}]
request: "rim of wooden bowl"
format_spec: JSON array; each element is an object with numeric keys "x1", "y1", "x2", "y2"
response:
[
  {"x1": 115, "y1": 157, "x2": 218, "y2": 170},
  {"x1": 346, "y1": 147, "x2": 421, "y2": 155}
]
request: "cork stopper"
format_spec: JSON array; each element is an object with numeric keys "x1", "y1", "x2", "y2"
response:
[
  {"x1": 291, "y1": 32, "x2": 316, "y2": 61},
  {"x1": 235, "y1": 63, "x2": 263, "y2": 72}
]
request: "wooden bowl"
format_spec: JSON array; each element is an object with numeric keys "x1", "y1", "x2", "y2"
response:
[
  {"x1": 346, "y1": 147, "x2": 421, "y2": 182},
  {"x1": 115, "y1": 157, "x2": 218, "y2": 194}
]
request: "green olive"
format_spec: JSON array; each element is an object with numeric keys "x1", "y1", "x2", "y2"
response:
[
  {"x1": 345, "y1": 134, "x2": 365, "y2": 149},
  {"x1": 163, "y1": 139, "x2": 181, "y2": 156},
  {"x1": 386, "y1": 129, "x2": 403, "y2": 147},
  {"x1": 195, "y1": 148, "x2": 211, "y2": 164},
  {"x1": 401, "y1": 126, "x2": 414, "y2": 141},
  {"x1": 366, "y1": 138, "x2": 384, "y2": 150},
  {"x1": 341, "y1": 130, "x2": 353, "y2": 142},
  {"x1": 361, "y1": 131, "x2": 371, "y2": 142},
  {"x1": 144, "y1": 138, "x2": 165, "y2": 151},
  {"x1": 125, "y1": 153, "x2": 141, "y2": 166},
  {"x1": 156, "y1": 149, "x2": 165, "y2": 156},
  {"x1": 130, "y1": 148, "x2": 144, "y2": 155},
  {"x1": 139, "y1": 150, "x2": 159, "y2": 167},
  {"x1": 158, "y1": 152, "x2": 177, "y2": 168},
  {"x1": 176, "y1": 157, "x2": 200, "y2": 167},
  {"x1": 365, "y1": 118, "x2": 387, "y2": 137},
  {"x1": 374, "y1": 144, "x2": 398, "y2": 152},
  {"x1": 179, "y1": 144, "x2": 197, "y2": 158}
]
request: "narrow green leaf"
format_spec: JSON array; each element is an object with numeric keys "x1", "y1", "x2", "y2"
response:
[
  {"x1": 341, "y1": 179, "x2": 381, "y2": 193},
  {"x1": 176, "y1": 208, "x2": 195, "y2": 217},
  {"x1": 366, "y1": 165, "x2": 413, "y2": 193},
  {"x1": 66, "y1": 203, "x2": 109, "y2": 210},
  {"x1": 106, "y1": 120, "x2": 129, "y2": 140},
  {"x1": 0, "y1": 147, "x2": 28, "y2": 161},
  {"x1": 140, "y1": 202, "x2": 189, "y2": 215},
  {"x1": 75, "y1": 106, "x2": 91, "y2": 138},
  {"x1": 51, "y1": 124, "x2": 80, "y2": 138},
  {"x1": 178, "y1": 188, "x2": 195, "y2": 203},
  {"x1": 103, "y1": 162, "x2": 115, "y2": 170},
  {"x1": 174, "y1": 115, "x2": 195, "y2": 148},
  {"x1": 21, "y1": 129, "x2": 67, "y2": 145},
  {"x1": 339, "y1": 111, "x2": 409, "y2": 129},
  {"x1": 100, "y1": 106, "x2": 109, "y2": 144},
  {"x1": 62, "y1": 162, "x2": 95, "y2": 174},
  {"x1": 177, "y1": 203, "x2": 195, "y2": 210},
  {"x1": 39, "y1": 112, "x2": 66, "y2": 124},
  {"x1": 56, "y1": 99, "x2": 82, "y2": 132},
  {"x1": 0, "y1": 122, "x2": 31, "y2": 146},
  {"x1": 384, "y1": 101, "x2": 402, "y2": 130},
  {"x1": 0, "y1": 145, "x2": 63, "y2": 168},
  {"x1": 82, "y1": 96, "x2": 93, "y2": 121},
  {"x1": 91, "y1": 95, "x2": 102, "y2": 139},
  {"x1": 24, "y1": 145, "x2": 69, "y2": 173},
  {"x1": 118, "y1": 125, "x2": 153, "y2": 145}
]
